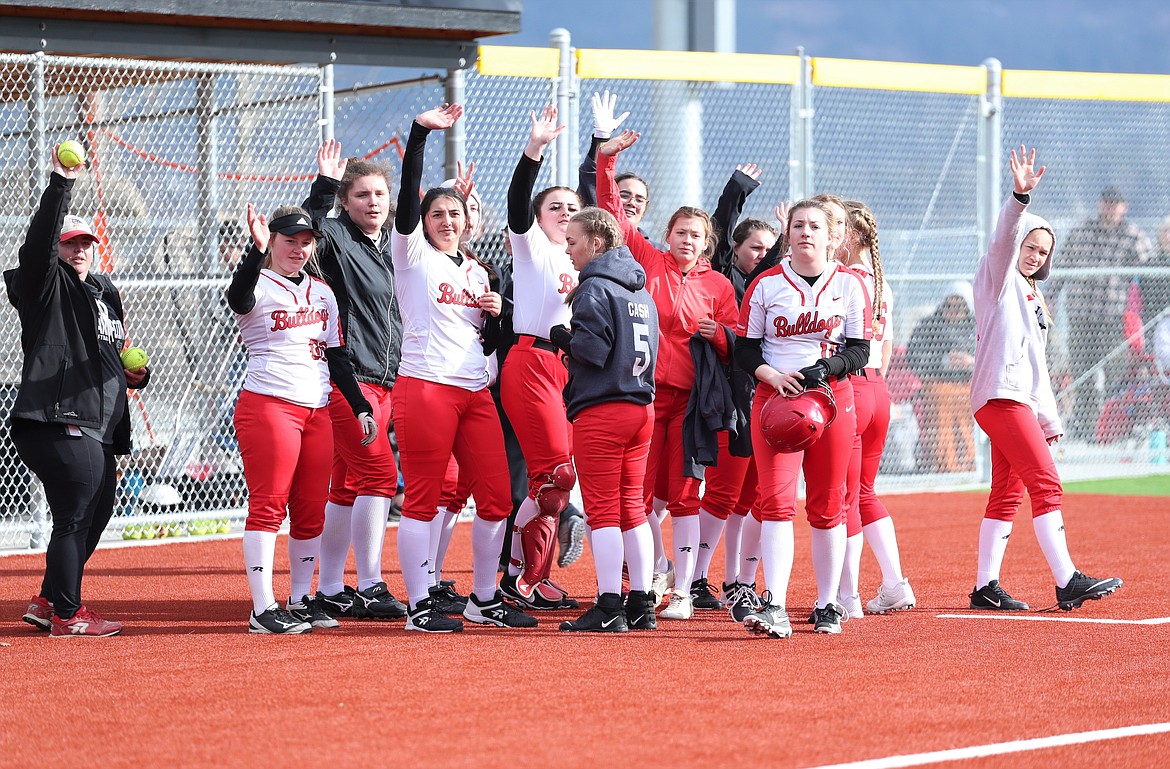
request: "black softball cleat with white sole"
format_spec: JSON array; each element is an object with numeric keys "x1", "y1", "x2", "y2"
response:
[{"x1": 1056, "y1": 571, "x2": 1122, "y2": 611}]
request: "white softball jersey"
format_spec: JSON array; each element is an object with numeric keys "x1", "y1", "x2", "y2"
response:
[
  {"x1": 235, "y1": 269, "x2": 341, "y2": 408},
  {"x1": 850, "y1": 263, "x2": 891, "y2": 370},
  {"x1": 391, "y1": 224, "x2": 492, "y2": 390},
  {"x1": 738, "y1": 258, "x2": 871, "y2": 372},
  {"x1": 508, "y1": 224, "x2": 578, "y2": 338}
]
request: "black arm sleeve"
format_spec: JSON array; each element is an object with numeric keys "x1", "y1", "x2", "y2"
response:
[
  {"x1": 302, "y1": 174, "x2": 340, "y2": 224},
  {"x1": 226, "y1": 244, "x2": 265, "y2": 315},
  {"x1": 576, "y1": 135, "x2": 603, "y2": 207},
  {"x1": 734, "y1": 336, "x2": 767, "y2": 377},
  {"x1": 711, "y1": 170, "x2": 761, "y2": 276},
  {"x1": 395, "y1": 121, "x2": 430, "y2": 235},
  {"x1": 15, "y1": 173, "x2": 73, "y2": 301},
  {"x1": 325, "y1": 346, "x2": 373, "y2": 417},
  {"x1": 507, "y1": 153, "x2": 541, "y2": 234},
  {"x1": 821, "y1": 337, "x2": 871, "y2": 378}
]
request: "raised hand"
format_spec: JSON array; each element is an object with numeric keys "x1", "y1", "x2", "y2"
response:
[
  {"x1": 736, "y1": 163, "x2": 763, "y2": 181},
  {"x1": 599, "y1": 129, "x2": 641, "y2": 157},
  {"x1": 416, "y1": 103, "x2": 464, "y2": 131},
  {"x1": 1010, "y1": 144, "x2": 1046, "y2": 194},
  {"x1": 774, "y1": 201, "x2": 791, "y2": 231},
  {"x1": 528, "y1": 105, "x2": 566, "y2": 149},
  {"x1": 50, "y1": 143, "x2": 81, "y2": 180},
  {"x1": 317, "y1": 139, "x2": 348, "y2": 181},
  {"x1": 591, "y1": 90, "x2": 630, "y2": 139},
  {"x1": 246, "y1": 203, "x2": 269, "y2": 252},
  {"x1": 453, "y1": 159, "x2": 476, "y2": 202}
]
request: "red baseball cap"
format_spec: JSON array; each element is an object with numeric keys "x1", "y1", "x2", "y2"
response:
[{"x1": 60, "y1": 214, "x2": 96, "y2": 242}]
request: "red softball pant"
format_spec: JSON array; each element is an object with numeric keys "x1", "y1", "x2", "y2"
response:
[
  {"x1": 573, "y1": 401, "x2": 654, "y2": 531},
  {"x1": 751, "y1": 378, "x2": 856, "y2": 529},
  {"x1": 847, "y1": 370, "x2": 892, "y2": 535},
  {"x1": 643, "y1": 384, "x2": 702, "y2": 518},
  {"x1": 974, "y1": 398, "x2": 1063, "y2": 521},
  {"x1": 327, "y1": 381, "x2": 398, "y2": 505},
  {"x1": 234, "y1": 389, "x2": 333, "y2": 538},
  {"x1": 501, "y1": 340, "x2": 572, "y2": 497},
  {"x1": 698, "y1": 431, "x2": 755, "y2": 520},
  {"x1": 391, "y1": 375, "x2": 512, "y2": 523}
]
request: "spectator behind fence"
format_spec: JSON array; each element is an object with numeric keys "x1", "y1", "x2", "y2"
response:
[
  {"x1": 1050, "y1": 186, "x2": 1151, "y2": 440},
  {"x1": 1146, "y1": 217, "x2": 1170, "y2": 377},
  {"x1": 906, "y1": 282, "x2": 976, "y2": 473}
]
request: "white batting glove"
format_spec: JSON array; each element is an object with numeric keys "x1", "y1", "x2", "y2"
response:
[
  {"x1": 591, "y1": 90, "x2": 630, "y2": 139},
  {"x1": 358, "y1": 413, "x2": 378, "y2": 446}
]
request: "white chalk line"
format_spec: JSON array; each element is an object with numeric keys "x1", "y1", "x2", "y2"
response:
[
  {"x1": 804, "y1": 721, "x2": 1170, "y2": 769},
  {"x1": 938, "y1": 613, "x2": 1170, "y2": 625}
]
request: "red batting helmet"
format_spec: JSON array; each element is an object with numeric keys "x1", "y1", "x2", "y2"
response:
[{"x1": 759, "y1": 384, "x2": 838, "y2": 453}]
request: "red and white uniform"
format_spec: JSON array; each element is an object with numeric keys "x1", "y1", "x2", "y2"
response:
[
  {"x1": 738, "y1": 258, "x2": 870, "y2": 527},
  {"x1": 502, "y1": 225, "x2": 578, "y2": 497},
  {"x1": 390, "y1": 223, "x2": 511, "y2": 524},
  {"x1": 234, "y1": 269, "x2": 339, "y2": 536},
  {"x1": 846, "y1": 264, "x2": 894, "y2": 533}
]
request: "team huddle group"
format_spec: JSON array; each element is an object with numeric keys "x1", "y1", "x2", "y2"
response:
[{"x1": 15, "y1": 91, "x2": 1121, "y2": 639}]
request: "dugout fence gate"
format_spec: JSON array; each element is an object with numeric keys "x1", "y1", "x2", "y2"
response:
[{"x1": 2, "y1": 41, "x2": 1168, "y2": 551}]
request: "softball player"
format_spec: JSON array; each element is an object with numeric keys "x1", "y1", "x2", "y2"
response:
[
  {"x1": 230, "y1": 203, "x2": 377, "y2": 634},
  {"x1": 553, "y1": 208, "x2": 660, "y2": 632},
  {"x1": 969, "y1": 145, "x2": 1121, "y2": 611},
  {"x1": 391, "y1": 104, "x2": 537, "y2": 633},
  {"x1": 839, "y1": 200, "x2": 915, "y2": 616},
  {"x1": 735, "y1": 199, "x2": 872, "y2": 637},
  {"x1": 596, "y1": 129, "x2": 739, "y2": 621},
  {"x1": 499, "y1": 105, "x2": 583, "y2": 608},
  {"x1": 302, "y1": 140, "x2": 407, "y2": 621}
]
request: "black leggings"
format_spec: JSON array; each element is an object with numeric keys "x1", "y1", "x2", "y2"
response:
[{"x1": 12, "y1": 419, "x2": 117, "y2": 620}]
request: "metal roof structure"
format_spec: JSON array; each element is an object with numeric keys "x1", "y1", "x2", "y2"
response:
[{"x1": 0, "y1": 0, "x2": 522, "y2": 67}]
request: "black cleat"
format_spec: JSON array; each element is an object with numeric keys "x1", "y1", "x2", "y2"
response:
[
  {"x1": 314, "y1": 587, "x2": 356, "y2": 618},
  {"x1": 689, "y1": 577, "x2": 723, "y2": 610},
  {"x1": 560, "y1": 593, "x2": 628, "y2": 633},
  {"x1": 725, "y1": 582, "x2": 763, "y2": 623},
  {"x1": 351, "y1": 582, "x2": 408, "y2": 619},
  {"x1": 969, "y1": 580, "x2": 1029, "y2": 611},
  {"x1": 624, "y1": 589, "x2": 658, "y2": 631},
  {"x1": 406, "y1": 597, "x2": 464, "y2": 633},
  {"x1": 464, "y1": 591, "x2": 538, "y2": 628},
  {"x1": 428, "y1": 581, "x2": 469, "y2": 614},
  {"x1": 811, "y1": 602, "x2": 847, "y2": 634},
  {"x1": 287, "y1": 595, "x2": 339, "y2": 628},
  {"x1": 1056, "y1": 571, "x2": 1122, "y2": 611},
  {"x1": 249, "y1": 606, "x2": 312, "y2": 635}
]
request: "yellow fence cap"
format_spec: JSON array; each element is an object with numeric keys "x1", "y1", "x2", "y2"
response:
[
  {"x1": 577, "y1": 48, "x2": 799, "y2": 84},
  {"x1": 1004, "y1": 69, "x2": 1170, "y2": 101},
  {"x1": 812, "y1": 57, "x2": 985, "y2": 94},
  {"x1": 478, "y1": 45, "x2": 560, "y2": 78}
]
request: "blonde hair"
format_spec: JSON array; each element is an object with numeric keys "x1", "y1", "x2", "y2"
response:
[
  {"x1": 812, "y1": 192, "x2": 851, "y2": 256},
  {"x1": 844, "y1": 200, "x2": 885, "y2": 336},
  {"x1": 265, "y1": 204, "x2": 320, "y2": 276},
  {"x1": 565, "y1": 208, "x2": 624, "y2": 305},
  {"x1": 785, "y1": 199, "x2": 839, "y2": 263}
]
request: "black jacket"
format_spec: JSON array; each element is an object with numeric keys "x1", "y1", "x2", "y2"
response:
[
  {"x1": 683, "y1": 328, "x2": 738, "y2": 479},
  {"x1": 4, "y1": 173, "x2": 141, "y2": 454},
  {"x1": 302, "y1": 175, "x2": 402, "y2": 388}
]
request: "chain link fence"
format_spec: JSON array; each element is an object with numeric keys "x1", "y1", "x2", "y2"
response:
[{"x1": 4, "y1": 43, "x2": 1169, "y2": 552}]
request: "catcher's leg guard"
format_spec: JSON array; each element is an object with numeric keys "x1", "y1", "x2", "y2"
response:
[{"x1": 518, "y1": 463, "x2": 576, "y2": 597}]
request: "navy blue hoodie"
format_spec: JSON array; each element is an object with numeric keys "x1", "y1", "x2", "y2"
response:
[{"x1": 563, "y1": 246, "x2": 659, "y2": 421}]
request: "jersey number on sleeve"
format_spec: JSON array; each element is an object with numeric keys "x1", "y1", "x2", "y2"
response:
[{"x1": 632, "y1": 322, "x2": 650, "y2": 378}]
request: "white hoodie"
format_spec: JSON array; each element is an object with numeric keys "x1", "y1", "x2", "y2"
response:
[{"x1": 970, "y1": 194, "x2": 1062, "y2": 439}]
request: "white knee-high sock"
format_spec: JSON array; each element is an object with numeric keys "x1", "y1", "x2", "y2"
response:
[
  {"x1": 1032, "y1": 510, "x2": 1076, "y2": 587},
  {"x1": 759, "y1": 520, "x2": 794, "y2": 606},
  {"x1": 672, "y1": 515, "x2": 700, "y2": 592},
  {"x1": 287, "y1": 535, "x2": 320, "y2": 603},
  {"x1": 810, "y1": 524, "x2": 846, "y2": 609},
  {"x1": 352, "y1": 495, "x2": 390, "y2": 590},
  {"x1": 976, "y1": 518, "x2": 1014, "y2": 589},
  {"x1": 838, "y1": 532, "x2": 863, "y2": 602},
  {"x1": 738, "y1": 514, "x2": 763, "y2": 586},
  {"x1": 723, "y1": 514, "x2": 745, "y2": 585},
  {"x1": 507, "y1": 496, "x2": 540, "y2": 577},
  {"x1": 317, "y1": 502, "x2": 352, "y2": 596},
  {"x1": 434, "y1": 509, "x2": 460, "y2": 577},
  {"x1": 471, "y1": 517, "x2": 507, "y2": 602},
  {"x1": 591, "y1": 526, "x2": 624, "y2": 596},
  {"x1": 861, "y1": 517, "x2": 905, "y2": 588},
  {"x1": 243, "y1": 530, "x2": 278, "y2": 614},
  {"x1": 695, "y1": 508, "x2": 726, "y2": 582},
  {"x1": 396, "y1": 516, "x2": 432, "y2": 607},
  {"x1": 622, "y1": 522, "x2": 653, "y2": 592},
  {"x1": 647, "y1": 506, "x2": 668, "y2": 571},
  {"x1": 427, "y1": 508, "x2": 446, "y2": 588}
]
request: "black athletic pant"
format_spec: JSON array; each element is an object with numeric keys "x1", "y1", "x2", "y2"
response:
[{"x1": 11, "y1": 419, "x2": 117, "y2": 620}]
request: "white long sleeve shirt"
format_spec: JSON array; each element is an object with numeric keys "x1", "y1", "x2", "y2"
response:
[{"x1": 970, "y1": 194, "x2": 1062, "y2": 438}]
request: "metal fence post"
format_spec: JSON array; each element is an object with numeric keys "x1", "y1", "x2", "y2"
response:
[
  {"x1": 28, "y1": 51, "x2": 47, "y2": 212},
  {"x1": 974, "y1": 57, "x2": 1003, "y2": 483},
  {"x1": 196, "y1": 73, "x2": 219, "y2": 271},
  {"x1": 320, "y1": 58, "x2": 335, "y2": 143},
  {"x1": 789, "y1": 47, "x2": 813, "y2": 202},
  {"x1": 550, "y1": 27, "x2": 573, "y2": 187},
  {"x1": 444, "y1": 65, "x2": 466, "y2": 182}
]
